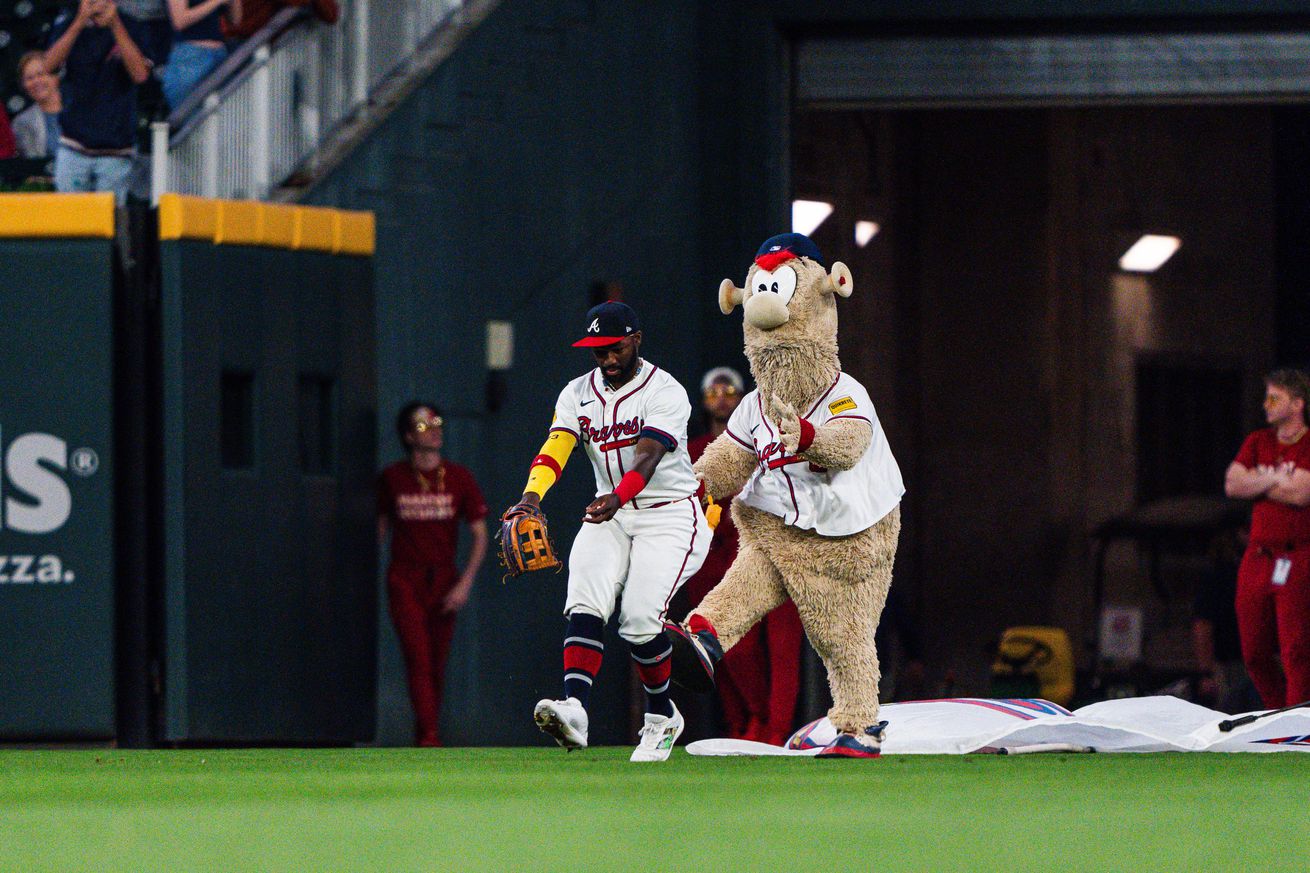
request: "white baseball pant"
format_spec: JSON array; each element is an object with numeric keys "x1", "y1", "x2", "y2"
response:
[{"x1": 564, "y1": 496, "x2": 710, "y2": 643}]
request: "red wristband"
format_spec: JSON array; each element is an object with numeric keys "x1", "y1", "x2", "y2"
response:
[
  {"x1": 531, "y1": 454, "x2": 562, "y2": 477},
  {"x1": 614, "y1": 470, "x2": 647, "y2": 505},
  {"x1": 796, "y1": 417, "x2": 816, "y2": 452}
]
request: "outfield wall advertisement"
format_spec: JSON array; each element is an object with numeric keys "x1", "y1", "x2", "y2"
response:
[{"x1": 0, "y1": 237, "x2": 116, "y2": 738}]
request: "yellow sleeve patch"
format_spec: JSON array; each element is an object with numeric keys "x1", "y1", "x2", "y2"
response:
[{"x1": 827, "y1": 396, "x2": 857, "y2": 415}]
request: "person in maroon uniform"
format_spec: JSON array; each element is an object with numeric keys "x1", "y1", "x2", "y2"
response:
[
  {"x1": 681, "y1": 367, "x2": 804, "y2": 745},
  {"x1": 377, "y1": 402, "x2": 489, "y2": 746},
  {"x1": 1225, "y1": 369, "x2": 1310, "y2": 709}
]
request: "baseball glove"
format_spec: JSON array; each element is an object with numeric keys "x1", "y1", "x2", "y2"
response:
[{"x1": 498, "y1": 502, "x2": 563, "y2": 578}]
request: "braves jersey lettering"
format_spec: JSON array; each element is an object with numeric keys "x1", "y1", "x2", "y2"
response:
[
  {"x1": 395, "y1": 491, "x2": 458, "y2": 521},
  {"x1": 377, "y1": 460, "x2": 488, "y2": 566},
  {"x1": 578, "y1": 415, "x2": 643, "y2": 449},
  {"x1": 725, "y1": 373, "x2": 904, "y2": 536},
  {"x1": 553, "y1": 361, "x2": 698, "y2": 506}
]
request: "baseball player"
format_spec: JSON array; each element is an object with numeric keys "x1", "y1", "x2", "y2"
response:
[{"x1": 506, "y1": 301, "x2": 710, "y2": 761}]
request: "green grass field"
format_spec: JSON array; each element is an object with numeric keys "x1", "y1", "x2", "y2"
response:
[{"x1": 1, "y1": 747, "x2": 1307, "y2": 871}]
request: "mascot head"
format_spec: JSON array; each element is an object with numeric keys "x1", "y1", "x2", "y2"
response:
[{"x1": 718, "y1": 233, "x2": 853, "y2": 341}]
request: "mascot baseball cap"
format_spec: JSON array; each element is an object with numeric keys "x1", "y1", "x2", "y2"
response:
[
  {"x1": 573, "y1": 301, "x2": 642, "y2": 347},
  {"x1": 755, "y1": 233, "x2": 825, "y2": 270}
]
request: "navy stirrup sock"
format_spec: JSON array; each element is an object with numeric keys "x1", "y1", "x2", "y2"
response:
[
  {"x1": 562, "y1": 612, "x2": 605, "y2": 708},
  {"x1": 630, "y1": 636, "x2": 674, "y2": 717}
]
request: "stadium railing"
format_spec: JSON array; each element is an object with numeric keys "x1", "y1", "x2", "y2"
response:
[{"x1": 155, "y1": 0, "x2": 482, "y2": 203}]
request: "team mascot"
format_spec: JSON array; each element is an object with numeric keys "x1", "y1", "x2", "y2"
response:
[{"x1": 665, "y1": 233, "x2": 904, "y2": 758}]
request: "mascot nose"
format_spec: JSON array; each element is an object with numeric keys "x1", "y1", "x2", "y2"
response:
[{"x1": 744, "y1": 293, "x2": 791, "y2": 330}]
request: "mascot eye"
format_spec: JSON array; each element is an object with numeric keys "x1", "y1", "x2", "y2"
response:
[
  {"x1": 751, "y1": 267, "x2": 774, "y2": 297},
  {"x1": 771, "y1": 266, "x2": 797, "y2": 305}
]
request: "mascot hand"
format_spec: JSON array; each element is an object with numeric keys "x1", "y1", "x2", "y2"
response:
[{"x1": 769, "y1": 396, "x2": 803, "y2": 454}]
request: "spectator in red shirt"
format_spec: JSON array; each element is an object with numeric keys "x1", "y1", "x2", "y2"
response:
[
  {"x1": 680, "y1": 367, "x2": 804, "y2": 745},
  {"x1": 377, "y1": 402, "x2": 489, "y2": 746},
  {"x1": 1225, "y1": 368, "x2": 1310, "y2": 708},
  {"x1": 0, "y1": 109, "x2": 17, "y2": 159}
]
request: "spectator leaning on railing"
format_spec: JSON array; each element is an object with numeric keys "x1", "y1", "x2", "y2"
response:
[
  {"x1": 11, "y1": 52, "x2": 62, "y2": 159},
  {"x1": 44, "y1": 0, "x2": 151, "y2": 198},
  {"x1": 161, "y1": 0, "x2": 242, "y2": 111},
  {"x1": 222, "y1": 0, "x2": 337, "y2": 40}
]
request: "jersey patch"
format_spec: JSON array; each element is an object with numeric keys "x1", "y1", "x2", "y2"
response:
[{"x1": 827, "y1": 396, "x2": 857, "y2": 415}]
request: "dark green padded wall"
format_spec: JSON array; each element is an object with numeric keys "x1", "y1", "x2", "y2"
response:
[
  {"x1": 307, "y1": 0, "x2": 737, "y2": 746},
  {"x1": 0, "y1": 238, "x2": 116, "y2": 738},
  {"x1": 159, "y1": 240, "x2": 377, "y2": 743}
]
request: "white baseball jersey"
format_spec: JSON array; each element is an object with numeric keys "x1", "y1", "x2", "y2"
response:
[
  {"x1": 551, "y1": 360, "x2": 699, "y2": 507},
  {"x1": 724, "y1": 373, "x2": 904, "y2": 536}
]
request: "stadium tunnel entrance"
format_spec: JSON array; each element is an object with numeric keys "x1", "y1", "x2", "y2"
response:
[{"x1": 789, "y1": 28, "x2": 1310, "y2": 709}]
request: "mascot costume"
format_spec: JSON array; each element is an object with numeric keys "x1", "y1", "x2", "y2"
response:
[{"x1": 666, "y1": 233, "x2": 904, "y2": 758}]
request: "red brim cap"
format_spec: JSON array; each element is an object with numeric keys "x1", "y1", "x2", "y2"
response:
[{"x1": 572, "y1": 336, "x2": 629, "y2": 348}]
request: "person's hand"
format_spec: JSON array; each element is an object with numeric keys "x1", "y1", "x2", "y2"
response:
[
  {"x1": 583, "y1": 493, "x2": 621, "y2": 524},
  {"x1": 1256, "y1": 464, "x2": 1287, "y2": 489},
  {"x1": 75, "y1": 0, "x2": 100, "y2": 24},
  {"x1": 442, "y1": 582, "x2": 472, "y2": 614},
  {"x1": 90, "y1": 0, "x2": 117, "y2": 26}
]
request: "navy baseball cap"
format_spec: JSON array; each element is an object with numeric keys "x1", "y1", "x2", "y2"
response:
[
  {"x1": 755, "y1": 233, "x2": 825, "y2": 270},
  {"x1": 573, "y1": 301, "x2": 641, "y2": 347}
]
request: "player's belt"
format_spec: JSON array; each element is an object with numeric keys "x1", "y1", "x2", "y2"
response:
[{"x1": 600, "y1": 437, "x2": 638, "y2": 452}]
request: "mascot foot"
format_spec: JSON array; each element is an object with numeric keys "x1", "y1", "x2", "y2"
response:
[
  {"x1": 662, "y1": 621, "x2": 722, "y2": 693},
  {"x1": 816, "y1": 721, "x2": 888, "y2": 759}
]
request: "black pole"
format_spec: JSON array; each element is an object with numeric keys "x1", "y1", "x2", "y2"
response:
[
  {"x1": 1218, "y1": 699, "x2": 1310, "y2": 733},
  {"x1": 113, "y1": 201, "x2": 163, "y2": 747}
]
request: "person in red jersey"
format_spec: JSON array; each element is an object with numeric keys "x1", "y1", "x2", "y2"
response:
[
  {"x1": 682, "y1": 367, "x2": 804, "y2": 745},
  {"x1": 1225, "y1": 369, "x2": 1310, "y2": 709},
  {"x1": 378, "y1": 402, "x2": 488, "y2": 746}
]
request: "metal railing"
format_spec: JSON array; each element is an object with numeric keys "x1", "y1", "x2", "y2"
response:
[{"x1": 155, "y1": 0, "x2": 471, "y2": 203}]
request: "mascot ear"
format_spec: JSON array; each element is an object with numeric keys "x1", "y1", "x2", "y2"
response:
[
  {"x1": 718, "y1": 279, "x2": 745, "y2": 314},
  {"x1": 824, "y1": 262, "x2": 854, "y2": 298}
]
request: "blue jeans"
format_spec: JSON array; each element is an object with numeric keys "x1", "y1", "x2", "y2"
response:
[
  {"x1": 54, "y1": 145, "x2": 134, "y2": 201},
  {"x1": 161, "y1": 41, "x2": 228, "y2": 111}
]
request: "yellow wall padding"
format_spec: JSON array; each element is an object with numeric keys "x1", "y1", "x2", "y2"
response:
[
  {"x1": 158, "y1": 193, "x2": 374, "y2": 255},
  {"x1": 293, "y1": 206, "x2": 335, "y2": 252},
  {"x1": 214, "y1": 199, "x2": 262, "y2": 246},
  {"x1": 334, "y1": 210, "x2": 376, "y2": 256},
  {"x1": 0, "y1": 193, "x2": 115, "y2": 239},
  {"x1": 158, "y1": 194, "x2": 218, "y2": 241}
]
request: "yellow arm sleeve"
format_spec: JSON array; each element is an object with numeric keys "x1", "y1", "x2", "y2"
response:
[{"x1": 524, "y1": 428, "x2": 577, "y2": 498}]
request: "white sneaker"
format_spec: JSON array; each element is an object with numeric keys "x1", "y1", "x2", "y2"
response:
[
  {"x1": 630, "y1": 702, "x2": 684, "y2": 762},
  {"x1": 534, "y1": 697, "x2": 588, "y2": 750}
]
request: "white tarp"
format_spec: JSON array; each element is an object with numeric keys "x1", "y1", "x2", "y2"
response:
[{"x1": 685, "y1": 696, "x2": 1310, "y2": 756}]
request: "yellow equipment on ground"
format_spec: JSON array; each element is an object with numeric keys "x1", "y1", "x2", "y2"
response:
[{"x1": 990, "y1": 626, "x2": 1075, "y2": 706}]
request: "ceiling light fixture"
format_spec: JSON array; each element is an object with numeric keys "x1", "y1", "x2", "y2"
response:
[
  {"x1": 1118, "y1": 235, "x2": 1181, "y2": 273},
  {"x1": 791, "y1": 200, "x2": 834, "y2": 236}
]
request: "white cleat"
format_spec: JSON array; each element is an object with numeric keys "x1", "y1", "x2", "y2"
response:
[
  {"x1": 630, "y1": 702, "x2": 685, "y2": 762},
  {"x1": 534, "y1": 697, "x2": 588, "y2": 750}
]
